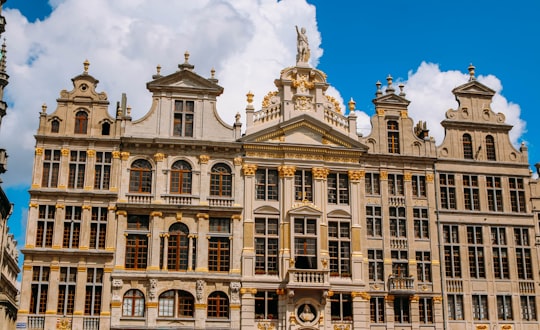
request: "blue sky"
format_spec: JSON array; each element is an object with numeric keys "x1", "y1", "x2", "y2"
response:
[{"x1": 2, "y1": 0, "x2": 539, "y2": 273}]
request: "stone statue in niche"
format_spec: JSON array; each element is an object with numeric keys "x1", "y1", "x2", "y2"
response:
[
  {"x1": 299, "y1": 304, "x2": 315, "y2": 322},
  {"x1": 296, "y1": 26, "x2": 310, "y2": 63}
]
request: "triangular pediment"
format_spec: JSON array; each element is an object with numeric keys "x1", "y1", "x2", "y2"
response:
[
  {"x1": 240, "y1": 114, "x2": 368, "y2": 150},
  {"x1": 146, "y1": 69, "x2": 223, "y2": 95},
  {"x1": 288, "y1": 202, "x2": 322, "y2": 216},
  {"x1": 452, "y1": 80, "x2": 495, "y2": 97},
  {"x1": 373, "y1": 93, "x2": 410, "y2": 107}
]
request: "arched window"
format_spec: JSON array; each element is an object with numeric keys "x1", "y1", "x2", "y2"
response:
[
  {"x1": 170, "y1": 160, "x2": 192, "y2": 194},
  {"x1": 158, "y1": 290, "x2": 194, "y2": 318},
  {"x1": 123, "y1": 289, "x2": 145, "y2": 317},
  {"x1": 74, "y1": 111, "x2": 88, "y2": 134},
  {"x1": 168, "y1": 223, "x2": 189, "y2": 271},
  {"x1": 51, "y1": 119, "x2": 60, "y2": 133},
  {"x1": 463, "y1": 134, "x2": 473, "y2": 159},
  {"x1": 486, "y1": 135, "x2": 496, "y2": 161},
  {"x1": 387, "y1": 121, "x2": 400, "y2": 154},
  {"x1": 207, "y1": 291, "x2": 229, "y2": 319},
  {"x1": 101, "y1": 122, "x2": 110, "y2": 136},
  {"x1": 210, "y1": 163, "x2": 232, "y2": 196},
  {"x1": 129, "y1": 159, "x2": 152, "y2": 193}
]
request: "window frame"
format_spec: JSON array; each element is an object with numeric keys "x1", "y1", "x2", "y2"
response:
[
  {"x1": 463, "y1": 175, "x2": 480, "y2": 210},
  {"x1": 463, "y1": 133, "x2": 473, "y2": 159},
  {"x1": 173, "y1": 100, "x2": 195, "y2": 137},
  {"x1": 207, "y1": 291, "x2": 229, "y2": 319},
  {"x1": 30, "y1": 266, "x2": 50, "y2": 314},
  {"x1": 94, "y1": 151, "x2": 111, "y2": 190},
  {"x1": 129, "y1": 159, "x2": 153, "y2": 193},
  {"x1": 85, "y1": 268, "x2": 103, "y2": 316},
  {"x1": 210, "y1": 163, "x2": 232, "y2": 197},
  {"x1": 123, "y1": 289, "x2": 145, "y2": 317},
  {"x1": 57, "y1": 267, "x2": 77, "y2": 315},
  {"x1": 62, "y1": 206, "x2": 82, "y2": 249},
  {"x1": 42, "y1": 149, "x2": 61, "y2": 188},
  {"x1": 254, "y1": 291, "x2": 278, "y2": 320},
  {"x1": 255, "y1": 217, "x2": 279, "y2": 275},
  {"x1": 387, "y1": 120, "x2": 400, "y2": 154},
  {"x1": 327, "y1": 172, "x2": 349, "y2": 204},
  {"x1": 255, "y1": 168, "x2": 279, "y2": 201},
  {"x1": 439, "y1": 174, "x2": 456, "y2": 209},
  {"x1": 328, "y1": 219, "x2": 351, "y2": 277},
  {"x1": 366, "y1": 205, "x2": 382, "y2": 237},
  {"x1": 330, "y1": 293, "x2": 353, "y2": 322},
  {"x1": 74, "y1": 110, "x2": 88, "y2": 134},
  {"x1": 170, "y1": 160, "x2": 192, "y2": 194},
  {"x1": 467, "y1": 226, "x2": 485, "y2": 279},
  {"x1": 413, "y1": 208, "x2": 429, "y2": 239},
  {"x1": 294, "y1": 169, "x2": 313, "y2": 202}
]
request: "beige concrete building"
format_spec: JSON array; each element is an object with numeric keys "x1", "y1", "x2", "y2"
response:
[{"x1": 16, "y1": 31, "x2": 540, "y2": 330}]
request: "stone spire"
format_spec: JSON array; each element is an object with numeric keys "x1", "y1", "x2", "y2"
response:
[{"x1": 179, "y1": 51, "x2": 195, "y2": 71}]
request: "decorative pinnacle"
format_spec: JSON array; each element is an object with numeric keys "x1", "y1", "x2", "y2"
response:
[
  {"x1": 179, "y1": 51, "x2": 195, "y2": 71},
  {"x1": 348, "y1": 98, "x2": 356, "y2": 112},
  {"x1": 184, "y1": 51, "x2": 190, "y2": 64},
  {"x1": 386, "y1": 75, "x2": 395, "y2": 94},
  {"x1": 375, "y1": 80, "x2": 382, "y2": 97},
  {"x1": 211, "y1": 68, "x2": 215, "y2": 79},
  {"x1": 468, "y1": 63, "x2": 476, "y2": 81},
  {"x1": 83, "y1": 59, "x2": 90, "y2": 74},
  {"x1": 156, "y1": 64, "x2": 161, "y2": 76},
  {"x1": 398, "y1": 83, "x2": 406, "y2": 96},
  {"x1": 246, "y1": 91, "x2": 254, "y2": 104},
  {"x1": 41, "y1": 103, "x2": 47, "y2": 113}
]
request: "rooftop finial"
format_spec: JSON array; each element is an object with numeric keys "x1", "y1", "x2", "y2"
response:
[
  {"x1": 375, "y1": 80, "x2": 382, "y2": 97},
  {"x1": 211, "y1": 68, "x2": 215, "y2": 79},
  {"x1": 398, "y1": 83, "x2": 406, "y2": 96},
  {"x1": 468, "y1": 63, "x2": 476, "y2": 81},
  {"x1": 178, "y1": 51, "x2": 195, "y2": 71},
  {"x1": 152, "y1": 64, "x2": 162, "y2": 79},
  {"x1": 41, "y1": 103, "x2": 47, "y2": 114},
  {"x1": 83, "y1": 59, "x2": 90, "y2": 74},
  {"x1": 386, "y1": 75, "x2": 395, "y2": 94},
  {"x1": 348, "y1": 98, "x2": 356, "y2": 112},
  {"x1": 246, "y1": 91, "x2": 254, "y2": 105}
]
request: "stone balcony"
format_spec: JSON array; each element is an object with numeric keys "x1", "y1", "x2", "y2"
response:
[
  {"x1": 287, "y1": 268, "x2": 330, "y2": 290},
  {"x1": 387, "y1": 275, "x2": 415, "y2": 294}
]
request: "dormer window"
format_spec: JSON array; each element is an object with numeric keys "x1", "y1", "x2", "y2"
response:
[
  {"x1": 101, "y1": 122, "x2": 110, "y2": 136},
  {"x1": 486, "y1": 135, "x2": 496, "y2": 161},
  {"x1": 387, "y1": 121, "x2": 400, "y2": 154},
  {"x1": 74, "y1": 111, "x2": 88, "y2": 134},
  {"x1": 463, "y1": 134, "x2": 473, "y2": 159},
  {"x1": 51, "y1": 119, "x2": 60, "y2": 133},
  {"x1": 173, "y1": 100, "x2": 194, "y2": 137}
]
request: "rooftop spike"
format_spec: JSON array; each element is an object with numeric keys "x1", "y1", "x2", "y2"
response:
[
  {"x1": 375, "y1": 80, "x2": 382, "y2": 97},
  {"x1": 386, "y1": 75, "x2": 395, "y2": 94},
  {"x1": 348, "y1": 98, "x2": 356, "y2": 112},
  {"x1": 83, "y1": 59, "x2": 90, "y2": 74},
  {"x1": 468, "y1": 63, "x2": 476, "y2": 81},
  {"x1": 178, "y1": 50, "x2": 195, "y2": 71}
]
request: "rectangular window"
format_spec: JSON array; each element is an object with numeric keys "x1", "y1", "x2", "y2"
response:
[
  {"x1": 388, "y1": 174, "x2": 404, "y2": 196},
  {"x1": 36, "y1": 205, "x2": 55, "y2": 248},
  {"x1": 487, "y1": 176, "x2": 503, "y2": 211},
  {"x1": 173, "y1": 100, "x2": 194, "y2": 137},
  {"x1": 419, "y1": 298, "x2": 433, "y2": 323},
  {"x1": 366, "y1": 206, "x2": 382, "y2": 237},
  {"x1": 447, "y1": 294, "x2": 464, "y2": 320},
  {"x1": 294, "y1": 169, "x2": 312, "y2": 201},
  {"x1": 328, "y1": 173, "x2": 349, "y2": 204},
  {"x1": 413, "y1": 208, "x2": 429, "y2": 239},
  {"x1": 370, "y1": 297, "x2": 385, "y2": 323},
  {"x1": 394, "y1": 296, "x2": 410, "y2": 323},
  {"x1": 68, "y1": 150, "x2": 86, "y2": 189},
  {"x1": 94, "y1": 151, "x2": 111, "y2": 190},
  {"x1": 492, "y1": 227, "x2": 509, "y2": 279},
  {"x1": 329, "y1": 220, "x2": 351, "y2": 277},
  {"x1": 90, "y1": 207, "x2": 107, "y2": 249},
  {"x1": 497, "y1": 295, "x2": 513, "y2": 320},
  {"x1": 127, "y1": 215, "x2": 149, "y2": 230},
  {"x1": 85, "y1": 268, "x2": 103, "y2": 315},
  {"x1": 365, "y1": 172, "x2": 380, "y2": 195},
  {"x1": 463, "y1": 175, "x2": 480, "y2": 210},
  {"x1": 255, "y1": 217, "x2": 279, "y2": 275},
  {"x1": 387, "y1": 121, "x2": 400, "y2": 154},
  {"x1": 472, "y1": 295, "x2": 489, "y2": 320},
  {"x1": 208, "y1": 237, "x2": 230, "y2": 272},
  {"x1": 368, "y1": 250, "x2": 384, "y2": 282},
  {"x1": 411, "y1": 175, "x2": 426, "y2": 197},
  {"x1": 416, "y1": 251, "x2": 431, "y2": 283},
  {"x1": 254, "y1": 291, "x2": 278, "y2": 320},
  {"x1": 255, "y1": 168, "x2": 278, "y2": 201},
  {"x1": 42, "y1": 149, "x2": 61, "y2": 188},
  {"x1": 389, "y1": 207, "x2": 406, "y2": 237},
  {"x1": 125, "y1": 234, "x2": 148, "y2": 269},
  {"x1": 57, "y1": 267, "x2": 77, "y2": 315},
  {"x1": 330, "y1": 293, "x2": 353, "y2": 322},
  {"x1": 63, "y1": 206, "x2": 82, "y2": 249},
  {"x1": 30, "y1": 266, "x2": 50, "y2": 314},
  {"x1": 521, "y1": 296, "x2": 537, "y2": 321},
  {"x1": 209, "y1": 218, "x2": 231, "y2": 233},
  {"x1": 294, "y1": 217, "x2": 317, "y2": 269},
  {"x1": 443, "y1": 225, "x2": 461, "y2": 278},
  {"x1": 509, "y1": 177, "x2": 526, "y2": 212},
  {"x1": 391, "y1": 250, "x2": 409, "y2": 277},
  {"x1": 467, "y1": 226, "x2": 485, "y2": 278},
  {"x1": 515, "y1": 227, "x2": 532, "y2": 279},
  {"x1": 439, "y1": 174, "x2": 456, "y2": 209}
]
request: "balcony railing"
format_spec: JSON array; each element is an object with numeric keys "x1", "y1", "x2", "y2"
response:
[
  {"x1": 161, "y1": 194, "x2": 195, "y2": 205},
  {"x1": 27, "y1": 316, "x2": 45, "y2": 330},
  {"x1": 388, "y1": 275, "x2": 415, "y2": 293},
  {"x1": 287, "y1": 269, "x2": 330, "y2": 289},
  {"x1": 126, "y1": 193, "x2": 154, "y2": 204},
  {"x1": 83, "y1": 316, "x2": 100, "y2": 330},
  {"x1": 390, "y1": 238, "x2": 408, "y2": 250},
  {"x1": 208, "y1": 197, "x2": 234, "y2": 207}
]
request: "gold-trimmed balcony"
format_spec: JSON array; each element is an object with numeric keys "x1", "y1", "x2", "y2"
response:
[{"x1": 287, "y1": 268, "x2": 330, "y2": 290}]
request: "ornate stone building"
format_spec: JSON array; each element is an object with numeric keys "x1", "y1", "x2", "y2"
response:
[
  {"x1": 16, "y1": 30, "x2": 540, "y2": 330},
  {"x1": 0, "y1": 0, "x2": 21, "y2": 329}
]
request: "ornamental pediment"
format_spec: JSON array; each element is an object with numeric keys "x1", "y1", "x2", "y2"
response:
[
  {"x1": 373, "y1": 93, "x2": 410, "y2": 107},
  {"x1": 146, "y1": 69, "x2": 223, "y2": 94},
  {"x1": 253, "y1": 205, "x2": 280, "y2": 215},
  {"x1": 452, "y1": 80, "x2": 495, "y2": 97},
  {"x1": 288, "y1": 202, "x2": 322, "y2": 216}
]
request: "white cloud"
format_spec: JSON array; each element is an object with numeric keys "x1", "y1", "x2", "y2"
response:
[{"x1": 1, "y1": 0, "x2": 320, "y2": 186}]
